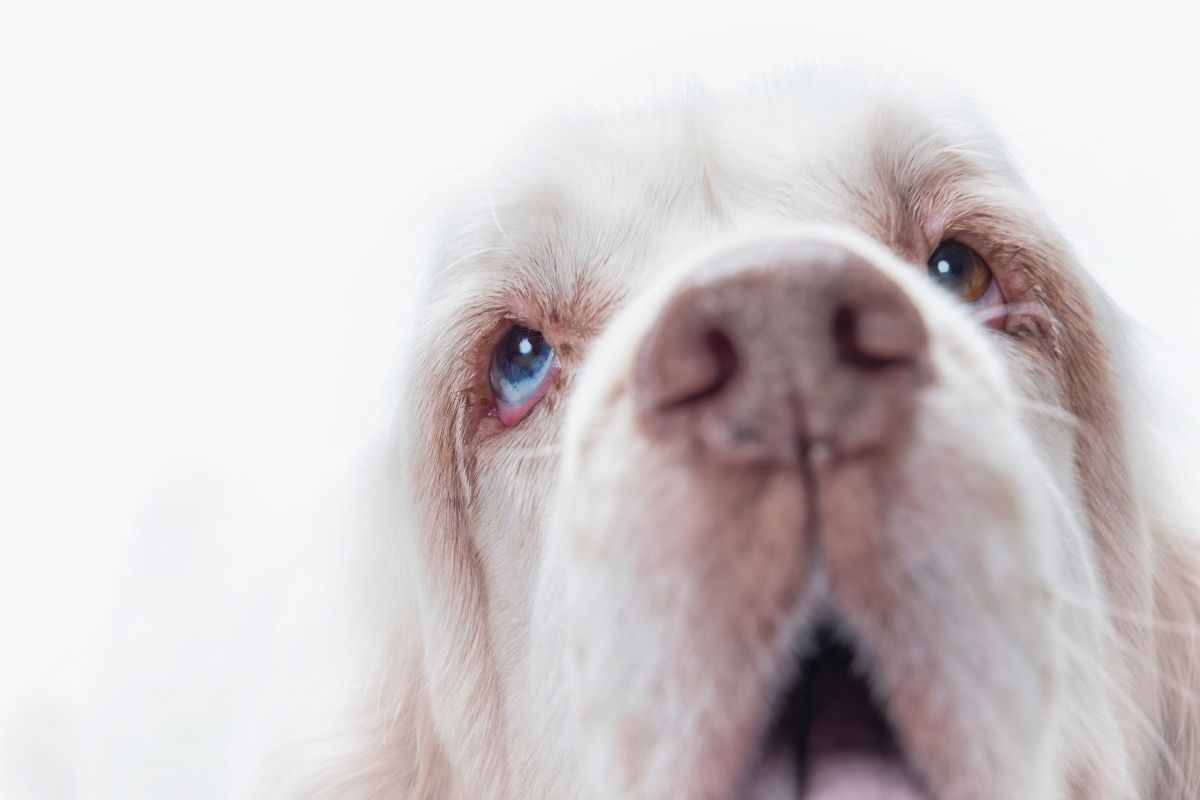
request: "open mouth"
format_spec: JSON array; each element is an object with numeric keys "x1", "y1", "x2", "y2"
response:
[{"x1": 739, "y1": 624, "x2": 932, "y2": 800}]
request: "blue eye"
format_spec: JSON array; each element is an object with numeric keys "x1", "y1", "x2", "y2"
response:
[{"x1": 489, "y1": 326, "x2": 558, "y2": 425}]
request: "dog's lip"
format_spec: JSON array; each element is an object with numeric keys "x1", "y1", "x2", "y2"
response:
[{"x1": 736, "y1": 623, "x2": 935, "y2": 800}]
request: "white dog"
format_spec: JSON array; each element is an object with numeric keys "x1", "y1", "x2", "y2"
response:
[{"x1": 275, "y1": 71, "x2": 1200, "y2": 799}]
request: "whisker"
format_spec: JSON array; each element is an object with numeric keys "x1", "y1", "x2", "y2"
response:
[
  {"x1": 1073, "y1": 625, "x2": 1200, "y2": 708},
  {"x1": 505, "y1": 445, "x2": 567, "y2": 460},
  {"x1": 1014, "y1": 399, "x2": 1083, "y2": 430},
  {"x1": 1058, "y1": 635, "x2": 1195, "y2": 793},
  {"x1": 489, "y1": 196, "x2": 511, "y2": 244},
  {"x1": 1048, "y1": 586, "x2": 1200, "y2": 636},
  {"x1": 440, "y1": 246, "x2": 502, "y2": 274},
  {"x1": 970, "y1": 300, "x2": 1056, "y2": 326}
]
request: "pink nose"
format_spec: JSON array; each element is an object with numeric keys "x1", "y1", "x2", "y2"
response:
[{"x1": 635, "y1": 238, "x2": 931, "y2": 464}]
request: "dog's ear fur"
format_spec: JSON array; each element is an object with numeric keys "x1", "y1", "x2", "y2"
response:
[
  {"x1": 260, "y1": 437, "x2": 456, "y2": 800},
  {"x1": 261, "y1": 664, "x2": 447, "y2": 799},
  {"x1": 1099, "y1": 289, "x2": 1200, "y2": 795},
  {"x1": 264, "y1": 221, "x2": 506, "y2": 799},
  {"x1": 1139, "y1": 427, "x2": 1200, "y2": 795},
  {"x1": 1152, "y1": 531, "x2": 1200, "y2": 795}
]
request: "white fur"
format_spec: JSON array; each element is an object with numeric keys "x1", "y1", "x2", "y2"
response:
[{"x1": 267, "y1": 70, "x2": 1200, "y2": 799}]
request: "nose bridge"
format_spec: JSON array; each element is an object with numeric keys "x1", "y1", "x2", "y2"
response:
[{"x1": 634, "y1": 237, "x2": 931, "y2": 465}]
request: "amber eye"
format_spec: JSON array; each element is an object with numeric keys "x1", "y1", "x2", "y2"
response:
[{"x1": 926, "y1": 240, "x2": 994, "y2": 304}]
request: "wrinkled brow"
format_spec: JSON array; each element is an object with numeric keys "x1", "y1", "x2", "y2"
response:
[{"x1": 862, "y1": 125, "x2": 1061, "y2": 288}]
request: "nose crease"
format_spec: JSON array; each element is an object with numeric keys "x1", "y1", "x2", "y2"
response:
[{"x1": 635, "y1": 239, "x2": 931, "y2": 465}]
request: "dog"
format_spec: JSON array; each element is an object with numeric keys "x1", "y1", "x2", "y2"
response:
[{"x1": 276, "y1": 71, "x2": 1200, "y2": 799}]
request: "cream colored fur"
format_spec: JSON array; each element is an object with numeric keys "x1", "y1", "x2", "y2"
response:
[{"x1": 269, "y1": 70, "x2": 1200, "y2": 799}]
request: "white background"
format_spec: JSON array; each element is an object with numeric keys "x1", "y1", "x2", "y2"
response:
[{"x1": 1, "y1": 0, "x2": 1198, "y2": 797}]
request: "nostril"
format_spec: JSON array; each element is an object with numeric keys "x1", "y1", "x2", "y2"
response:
[
  {"x1": 832, "y1": 306, "x2": 889, "y2": 371},
  {"x1": 637, "y1": 242, "x2": 932, "y2": 459},
  {"x1": 693, "y1": 329, "x2": 739, "y2": 404},
  {"x1": 831, "y1": 305, "x2": 919, "y2": 371},
  {"x1": 650, "y1": 327, "x2": 739, "y2": 411}
]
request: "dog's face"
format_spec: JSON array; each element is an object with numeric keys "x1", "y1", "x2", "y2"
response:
[{"x1": 393, "y1": 76, "x2": 1190, "y2": 799}]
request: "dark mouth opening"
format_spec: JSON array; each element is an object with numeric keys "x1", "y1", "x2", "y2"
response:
[
  {"x1": 769, "y1": 624, "x2": 900, "y2": 768},
  {"x1": 741, "y1": 623, "x2": 928, "y2": 798}
]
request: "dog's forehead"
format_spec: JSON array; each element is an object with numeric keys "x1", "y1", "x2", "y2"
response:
[{"x1": 429, "y1": 76, "x2": 1018, "y2": 328}]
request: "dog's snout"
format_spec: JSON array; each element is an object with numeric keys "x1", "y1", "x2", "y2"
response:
[{"x1": 635, "y1": 239, "x2": 931, "y2": 464}]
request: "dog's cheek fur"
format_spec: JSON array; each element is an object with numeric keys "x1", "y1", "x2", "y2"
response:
[
  {"x1": 819, "y1": 340, "x2": 1060, "y2": 799},
  {"x1": 548, "y1": 404, "x2": 814, "y2": 798}
]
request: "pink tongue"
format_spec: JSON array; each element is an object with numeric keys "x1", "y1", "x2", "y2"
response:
[{"x1": 805, "y1": 753, "x2": 927, "y2": 800}]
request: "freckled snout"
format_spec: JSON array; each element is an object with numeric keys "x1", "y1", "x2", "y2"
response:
[{"x1": 635, "y1": 238, "x2": 932, "y2": 464}]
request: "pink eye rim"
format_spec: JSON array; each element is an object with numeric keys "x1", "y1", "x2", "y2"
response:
[
  {"x1": 969, "y1": 276, "x2": 1008, "y2": 330},
  {"x1": 490, "y1": 357, "x2": 560, "y2": 426}
]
